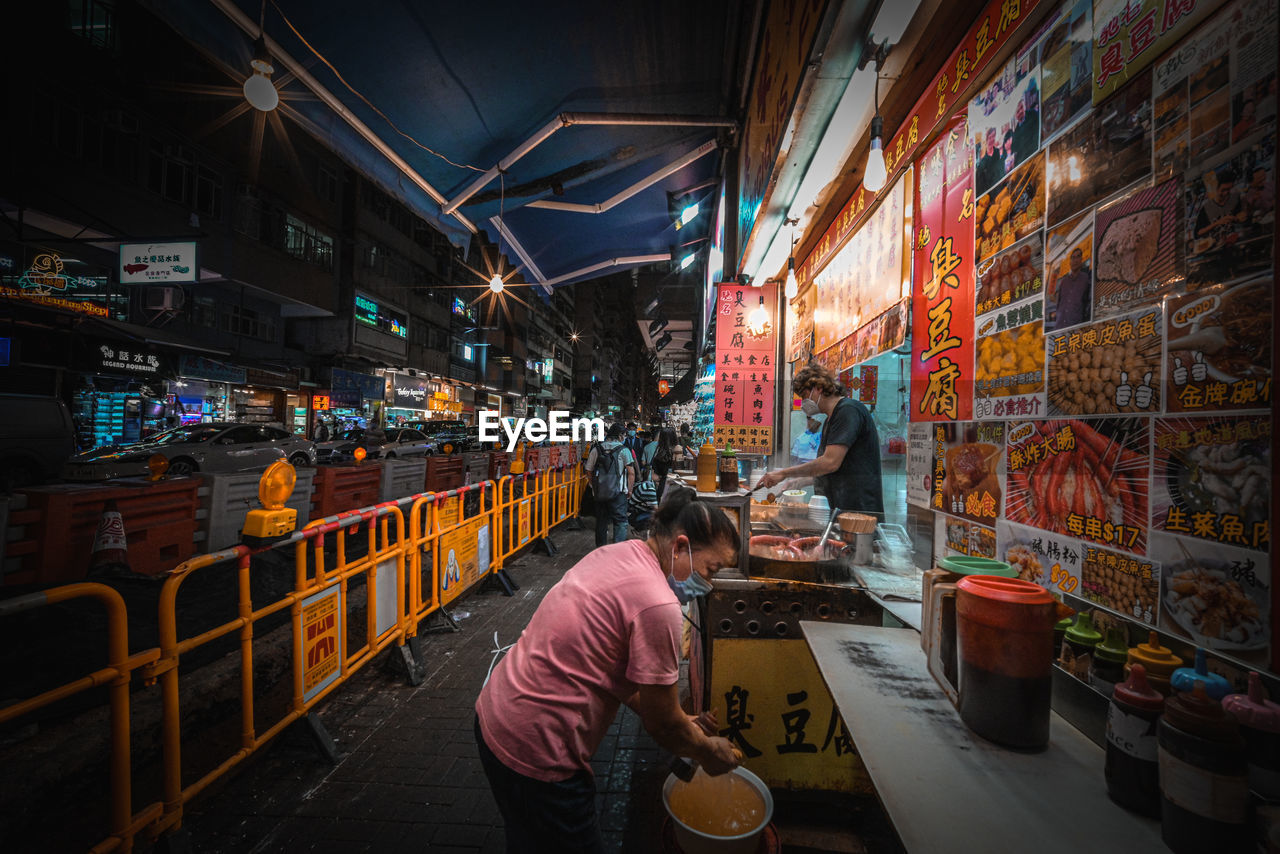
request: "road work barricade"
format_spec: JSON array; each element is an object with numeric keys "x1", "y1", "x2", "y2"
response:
[{"x1": 0, "y1": 462, "x2": 584, "y2": 853}]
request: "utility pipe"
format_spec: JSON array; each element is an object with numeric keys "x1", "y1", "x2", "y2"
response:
[
  {"x1": 540, "y1": 253, "x2": 671, "y2": 288},
  {"x1": 526, "y1": 140, "x2": 718, "y2": 214},
  {"x1": 442, "y1": 113, "x2": 737, "y2": 214},
  {"x1": 207, "y1": 0, "x2": 476, "y2": 234}
]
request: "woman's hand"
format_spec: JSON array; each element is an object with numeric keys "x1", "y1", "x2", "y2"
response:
[{"x1": 700, "y1": 737, "x2": 743, "y2": 776}]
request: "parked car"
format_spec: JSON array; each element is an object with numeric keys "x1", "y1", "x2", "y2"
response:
[
  {"x1": 405, "y1": 420, "x2": 470, "y2": 452},
  {"x1": 316, "y1": 427, "x2": 435, "y2": 463},
  {"x1": 62, "y1": 423, "x2": 316, "y2": 481},
  {"x1": 466, "y1": 425, "x2": 504, "y2": 451},
  {"x1": 0, "y1": 394, "x2": 77, "y2": 490}
]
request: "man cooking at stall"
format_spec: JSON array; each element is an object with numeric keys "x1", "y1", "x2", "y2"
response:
[{"x1": 758, "y1": 364, "x2": 884, "y2": 516}]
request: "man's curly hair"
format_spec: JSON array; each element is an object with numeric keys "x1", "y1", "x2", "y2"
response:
[{"x1": 792, "y1": 363, "x2": 841, "y2": 397}]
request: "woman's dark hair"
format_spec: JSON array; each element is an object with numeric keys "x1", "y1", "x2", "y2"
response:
[
  {"x1": 655, "y1": 427, "x2": 677, "y2": 462},
  {"x1": 651, "y1": 487, "x2": 738, "y2": 551}
]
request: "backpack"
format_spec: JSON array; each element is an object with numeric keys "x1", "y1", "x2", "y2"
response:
[
  {"x1": 654, "y1": 441, "x2": 673, "y2": 465},
  {"x1": 591, "y1": 443, "x2": 627, "y2": 500}
]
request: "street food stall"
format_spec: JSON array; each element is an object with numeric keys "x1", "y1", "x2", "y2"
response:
[{"x1": 699, "y1": 0, "x2": 1279, "y2": 848}]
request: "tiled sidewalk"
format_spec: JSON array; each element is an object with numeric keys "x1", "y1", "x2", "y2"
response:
[{"x1": 182, "y1": 526, "x2": 672, "y2": 853}]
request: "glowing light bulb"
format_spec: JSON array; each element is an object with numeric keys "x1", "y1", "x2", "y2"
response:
[
  {"x1": 747, "y1": 296, "x2": 769, "y2": 334},
  {"x1": 785, "y1": 258, "x2": 798, "y2": 300},
  {"x1": 489, "y1": 273, "x2": 504, "y2": 293},
  {"x1": 243, "y1": 71, "x2": 279, "y2": 111},
  {"x1": 864, "y1": 137, "x2": 887, "y2": 193}
]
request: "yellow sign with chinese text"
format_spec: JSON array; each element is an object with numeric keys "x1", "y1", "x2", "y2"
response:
[
  {"x1": 436, "y1": 495, "x2": 460, "y2": 531},
  {"x1": 440, "y1": 515, "x2": 487, "y2": 606},
  {"x1": 518, "y1": 499, "x2": 532, "y2": 545},
  {"x1": 709, "y1": 638, "x2": 869, "y2": 793}
]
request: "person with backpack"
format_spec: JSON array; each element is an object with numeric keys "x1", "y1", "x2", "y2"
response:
[{"x1": 585, "y1": 422, "x2": 637, "y2": 546}]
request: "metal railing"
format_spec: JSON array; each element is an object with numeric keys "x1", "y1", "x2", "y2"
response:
[{"x1": 0, "y1": 457, "x2": 588, "y2": 853}]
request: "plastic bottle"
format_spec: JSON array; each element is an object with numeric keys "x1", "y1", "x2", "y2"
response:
[
  {"x1": 1052, "y1": 614, "x2": 1074, "y2": 659},
  {"x1": 1170, "y1": 648, "x2": 1232, "y2": 700},
  {"x1": 1061, "y1": 612, "x2": 1102, "y2": 681},
  {"x1": 695, "y1": 440, "x2": 717, "y2": 493},
  {"x1": 1105, "y1": 663, "x2": 1164, "y2": 817},
  {"x1": 1089, "y1": 627, "x2": 1130, "y2": 696},
  {"x1": 1126, "y1": 631, "x2": 1183, "y2": 697},
  {"x1": 1157, "y1": 681, "x2": 1249, "y2": 853},
  {"x1": 718, "y1": 447, "x2": 739, "y2": 492},
  {"x1": 1223, "y1": 671, "x2": 1280, "y2": 799},
  {"x1": 1222, "y1": 672, "x2": 1280, "y2": 850}
]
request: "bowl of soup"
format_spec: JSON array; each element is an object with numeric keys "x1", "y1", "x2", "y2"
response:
[{"x1": 662, "y1": 765, "x2": 773, "y2": 854}]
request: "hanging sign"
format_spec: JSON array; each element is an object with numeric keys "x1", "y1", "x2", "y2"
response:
[
  {"x1": 659, "y1": 379, "x2": 670, "y2": 396},
  {"x1": 911, "y1": 114, "x2": 976, "y2": 421},
  {"x1": 79, "y1": 336, "x2": 172, "y2": 378},
  {"x1": 713, "y1": 282, "x2": 777, "y2": 454},
  {"x1": 795, "y1": 0, "x2": 1047, "y2": 292},
  {"x1": 119, "y1": 242, "x2": 199, "y2": 284}
]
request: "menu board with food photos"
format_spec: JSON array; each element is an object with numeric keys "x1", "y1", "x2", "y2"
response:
[{"x1": 789, "y1": 0, "x2": 1275, "y2": 669}]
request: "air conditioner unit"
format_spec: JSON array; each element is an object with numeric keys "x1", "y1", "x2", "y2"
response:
[{"x1": 145, "y1": 287, "x2": 183, "y2": 312}]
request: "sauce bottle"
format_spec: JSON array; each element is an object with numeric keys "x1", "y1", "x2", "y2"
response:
[
  {"x1": 1089, "y1": 627, "x2": 1130, "y2": 696},
  {"x1": 1052, "y1": 614, "x2": 1074, "y2": 658},
  {"x1": 695, "y1": 440, "x2": 717, "y2": 493},
  {"x1": 1222, "y1": 672, "x2": 1280, "y2": 851},
  {"x1": 1105, "y1": 663, "x2": 1164, "y2": 817},
  {"x1": 718, "y1": 447, "x2": 739, "y2": 492},
  {"x1": 1126, "y1": 631, "x2": 1183, "y2": 697},
  {"x1": 1170, "y1": 648, "x2": 1232, "y2": 700},
  {"x1": 1222, "y1": 672, "x2": 1280, "y2": 799},
  {"x1": 1158, "y1": 681, "x2": 1249, "y2": 853},
  {"x1": 1060, "y1": 612, "x2": 1101, "y2": 681}
]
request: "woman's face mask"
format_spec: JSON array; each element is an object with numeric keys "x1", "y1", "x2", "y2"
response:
[
  {"x1": 800, "y1": 387, "x2": 821, "y2": 416},
  {"x1": 667, "y1": 543, "x2": 715, "y2": 604}
]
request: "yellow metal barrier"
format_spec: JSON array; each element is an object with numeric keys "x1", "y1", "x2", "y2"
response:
[
  {"x1": 0, "y1": 461, "x2": 586, "y2": 852},
  {"x1": 0, "y1": 583, "x2": 163, "y2": 854}
]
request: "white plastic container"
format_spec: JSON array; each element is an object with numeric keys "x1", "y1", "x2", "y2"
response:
[{"x1": 662, "y1": 766, "x2": 774, "y2": 854}]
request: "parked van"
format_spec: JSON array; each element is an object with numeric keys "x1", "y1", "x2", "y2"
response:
[{"x1": 0, "y1": 394, "x2": 76, "y2": 490}]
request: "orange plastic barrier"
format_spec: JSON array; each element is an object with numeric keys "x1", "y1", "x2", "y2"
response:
[{"x1": 309, "y1": 465, "x2": 382, "y2": 519}]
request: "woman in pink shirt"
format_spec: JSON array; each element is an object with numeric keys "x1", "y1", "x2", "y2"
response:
[{"x1": 475, "y1": 488, "x2": 741, "y2": 851}]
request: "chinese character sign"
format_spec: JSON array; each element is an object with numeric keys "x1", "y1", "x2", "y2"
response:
[
  {"x1": 911, "y1": 113, "x2": 976, "y2": 421},
  {"x1": 1092, "y1": 0, "x2": 1222, "y2": 104},
  {"x1": 714, "y1": 282, "x2": 777, "y2": 454}
]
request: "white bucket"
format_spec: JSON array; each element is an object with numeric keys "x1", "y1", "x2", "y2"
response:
[{"x1": 662, "y1": 766, "x2": 774, "y2": 854}]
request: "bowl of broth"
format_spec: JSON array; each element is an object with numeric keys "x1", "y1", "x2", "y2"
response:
[{"x1": 662, "y1": 765, "x2": 773, "y2": 854}]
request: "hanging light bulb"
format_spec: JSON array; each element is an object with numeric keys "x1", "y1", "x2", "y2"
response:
[
  {"x1": 489, "y1": 272, "x2": 505, "y2": 293},
  {"x1": 747, "y1": 295, "x2": 769, "y2": 335},
  {"x1": 242, "y1": 37, "x2": 279, "y2": 112},
  {"x1": 864, "y1": 114, "x2": 887, "y2": 192},
  {"x1": 784, "y1": 255, "x2": 798, "y2": 300}
]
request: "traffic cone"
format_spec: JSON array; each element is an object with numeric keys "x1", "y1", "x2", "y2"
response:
[{"x1": 88, "y1": 500, "x2": 131, "y2": 577}]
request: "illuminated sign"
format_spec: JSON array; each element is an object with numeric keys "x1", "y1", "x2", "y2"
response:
[
  {"x1": 659, "y1": 379, "x2": 670, "y2": 395},
  {"x1": 354, "y1": 293, "x2": 408, "y2": 338},
  {"x1": 463, "y1": 344, "x2": 474, "y2": 361},
  {"x1": 18, "y1": 252, "x2": 99, "y2": 292},
  {"x1": 543, "y1": 357, "x2": 554, "y2": 382},
  {"x1": 119, "y1": 242, "x2": 198, "y2": 284},
  {"x1": 312, "y1": 394, "x2": 330, "y2": 411}
]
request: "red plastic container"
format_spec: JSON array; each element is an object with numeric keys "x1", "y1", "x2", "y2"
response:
[{"x1": 956, "y1": 575, "x2": 1061, "y2": 750}]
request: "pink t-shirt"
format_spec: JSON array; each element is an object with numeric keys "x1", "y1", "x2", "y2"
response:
[{"x1": 475, "y1": 539, "x2": 682, "y2": 781}]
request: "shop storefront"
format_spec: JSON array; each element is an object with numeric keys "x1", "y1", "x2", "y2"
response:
[
  {"x1": 171, "y1": 354, "x2": 245, "y2": 425},
  {"x1": 70, "y1": 334, "x2": 177, "y2": 448},
  {"x1": 325, "y1": 366, "x2": 386, "y2": 430},
  {"x1": 385, "y1": 372, "x2": 464, "y2": 424}
]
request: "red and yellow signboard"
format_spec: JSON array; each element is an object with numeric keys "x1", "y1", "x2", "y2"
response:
[
  {"x1": 299, "y1": 586, "x2": 342, "y2": 703},
  {"x1": 911, "y1": 114, "x2": 976, "y2": 422},
  {"x1": 796, "y1": 0, "x2": 1045, "y2": 292},
  {"x1": 713, "y1": 282, "x2": 777, "y2": 454},
  {"x1": 311, "y1": 394, "x2": 330, "y2": 411},
  {"x1": 1092, "y1": 0, "x2": 1224, "y2": 103}
]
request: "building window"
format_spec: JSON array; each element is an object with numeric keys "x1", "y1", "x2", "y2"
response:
[
  {"x1": 221, "y1": 304, "x2": 276, "y2": 341},
  {"x1": 316, "y1": 164, "x2": 338, "y2": 203},
  {"x1": 191, "y1": 296, "x2": 219, "y2": 330},
  {"x1": 284, "y1": 214, "x2": 334, "y2": 270},
  {"x1": 68, "y1": 0, "x2": 118, "y2": 50},
  {"x1": 195, "y1": 167, "x2": 222, "y2": 219}
]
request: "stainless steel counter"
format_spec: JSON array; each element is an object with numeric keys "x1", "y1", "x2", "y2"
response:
[{"x1": 800, "y1": 622, "x2": 1165, "y2": 853}]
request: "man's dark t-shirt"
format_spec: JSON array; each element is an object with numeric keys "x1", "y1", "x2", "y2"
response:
[{"x1": 816, "y1": 398, "x2": 884, "y2": 515}]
